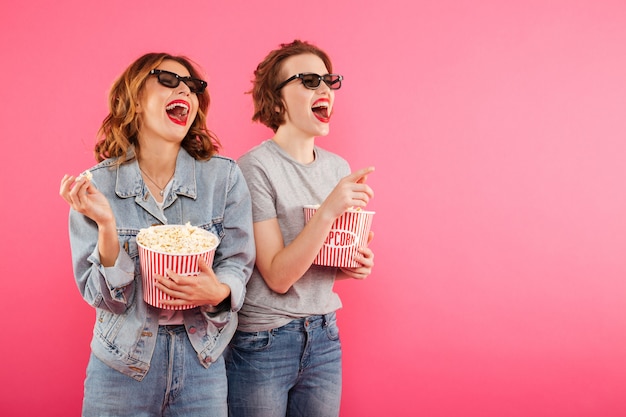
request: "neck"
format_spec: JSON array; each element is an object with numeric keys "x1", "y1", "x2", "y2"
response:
[
  {"x1": 138, "y1": 162, "x2": 175, "y2": 199},
  {"x1": 136, "y1": 154, "x2": 177, "y2": 197},
  {"x1": 272, "y1": 129, "x2": 316, "y2": 164},
  {"x1": 136, "y1": 146, "x2": 177, "y2": 178},
  {"x1": 136, "y1": 133, "x2": 181, "y2": 167}
]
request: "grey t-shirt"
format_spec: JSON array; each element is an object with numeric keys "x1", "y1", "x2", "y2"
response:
[{"x1": 237, "y1": 140, "x2": 351, "y2": 332}]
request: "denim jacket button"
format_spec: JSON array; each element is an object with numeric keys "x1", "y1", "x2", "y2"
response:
[{"x1": 188, "y1": 326, "x2": 197, "y2": 334}]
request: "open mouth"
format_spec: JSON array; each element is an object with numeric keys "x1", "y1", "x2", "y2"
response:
[
  {"x1": 166, "y1": 100, "x2": 190, "y2": 126},
  {"x1": 312, "y1": 100, "x2": 330, "y2": 122}
]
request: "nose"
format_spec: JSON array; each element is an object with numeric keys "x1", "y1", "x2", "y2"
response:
[
  {"x1": 316, "y1": 80, "x2": 332, "y2": 94},
  {"x1": 176, "y1": 81, "x2": 192, "y2": 95}
]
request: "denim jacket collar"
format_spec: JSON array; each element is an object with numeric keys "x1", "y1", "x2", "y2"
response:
[
  {"x1": 115, "y1": 148, "x2": 197, "y2": 213},
  {"x1": 114, "y1": 148, "x2": 198, "y2": 223},
  {"x1": 115, "y1": 147, "x2": 197, "y2": 198}
]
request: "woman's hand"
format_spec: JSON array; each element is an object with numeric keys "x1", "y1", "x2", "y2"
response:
[
  {"x1": 156, "y1": 257, "x2": 231, "y2": 308},
  {"x1": 60, "y1": 174, "x2": 119, "y2": 266},
  {"x1": 317, "y1": 166, "x2": 375, "y2": 221},
  {"x1": 339, "y1": 231, "x2": 375, "y2": 280},
  {"x1": 60, "y1": 174, "x2": 115, "y2": 226}
]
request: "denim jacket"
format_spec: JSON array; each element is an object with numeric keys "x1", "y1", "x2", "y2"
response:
[{"x1": 68, "y1": 148, "x2": 255, "y2": 381}]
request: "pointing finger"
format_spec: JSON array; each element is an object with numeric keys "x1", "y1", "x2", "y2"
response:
[{"x1": 347, "y1": 166, "x2": 375, "y2": 184}]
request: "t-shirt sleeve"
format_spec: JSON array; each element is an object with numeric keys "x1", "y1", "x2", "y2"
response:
[{"x1": 238, "y1": 154, "x2": 277, "y2": 223}]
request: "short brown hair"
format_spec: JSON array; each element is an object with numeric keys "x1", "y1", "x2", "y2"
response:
[
  {"x1": 94, "y1": 52, "x2": 220, "y2": 163},
  {"x1": 250, "y1": 40, "x2": 334, "y2": 132}
]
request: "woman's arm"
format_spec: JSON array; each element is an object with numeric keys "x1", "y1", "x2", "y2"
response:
[
  {"x1": 61, "y1": 174, "x2": 135, "y2": 314},
  {"x1": 255, "y1": 167, "x2": 375, "y2": 294}
]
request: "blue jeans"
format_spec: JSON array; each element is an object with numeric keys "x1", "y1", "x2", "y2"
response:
[
  {"x1": 82, "y1": 325, "x2": 228, "y2": 417},
  {"x1": 225, "y1": 313, "x2": 342, "y2": 417}
]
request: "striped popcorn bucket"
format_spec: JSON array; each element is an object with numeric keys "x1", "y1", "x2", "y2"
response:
[
  {"x1": 137, "y1": 230, "x2": 219, "y2": 310},
  {"x1": 304, "y1": 205, "x2": 375, "y2": 268}
]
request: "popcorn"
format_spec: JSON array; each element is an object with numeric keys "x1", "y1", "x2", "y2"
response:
[
  {"x1": 136, "y1": 222, "x2": 219, "y2": 255},
  {"x1": 78, "y1": 170, "x2": 93, "y2": 181},
  {"x1": 137, "y1": 223, "x2": 220, "y2": 310}
]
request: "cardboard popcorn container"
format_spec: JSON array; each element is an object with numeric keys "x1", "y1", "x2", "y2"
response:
[
  {"x1": 137, "y1": 224, "x2": 219, "y2": 310},
  {"x1": 304, "y1": 205, "x2": 375, "y2": 268}
]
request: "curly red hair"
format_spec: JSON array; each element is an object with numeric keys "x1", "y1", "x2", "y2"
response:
[{"x1": 94, "y1": 52, "x2": 220, "y2": 163}]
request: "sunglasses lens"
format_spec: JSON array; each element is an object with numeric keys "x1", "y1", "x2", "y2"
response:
[
  {"x1": 300, "y1": 74, "x2": 322, "y2": 89},
  {"x1": 154, "y1": 70, "x2": 205, "y2": 94},
  {"x1": 184, "y1": 79, "x2": 206, "y2": 94},
  {"x1": 157, "y1": 72, "x2": 179, "y2": 88},
  {"x1": 324, "y1": 75, "x2": 342, "y2": 90}
]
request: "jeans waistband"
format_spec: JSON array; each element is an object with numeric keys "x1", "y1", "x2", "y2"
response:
[{"x1": 283, "y1": 312, "x2": 336, "y2": 331}]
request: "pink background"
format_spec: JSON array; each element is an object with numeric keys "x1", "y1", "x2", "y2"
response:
[{"x1": 2, "y1": 1, "x2": 626, "y2": 416}]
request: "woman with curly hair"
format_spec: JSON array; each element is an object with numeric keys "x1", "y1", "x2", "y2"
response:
[{"x1": 60, "y1": 52, "x2": 255, "y2": 417}]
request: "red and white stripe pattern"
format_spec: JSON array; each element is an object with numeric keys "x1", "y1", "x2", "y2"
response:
[
  {"x1": 304, "y1": 206, "x2": 374, "y2": 268},
  {"x1": 138, "y1": 246, "x2": 216, "y2": 310}
]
